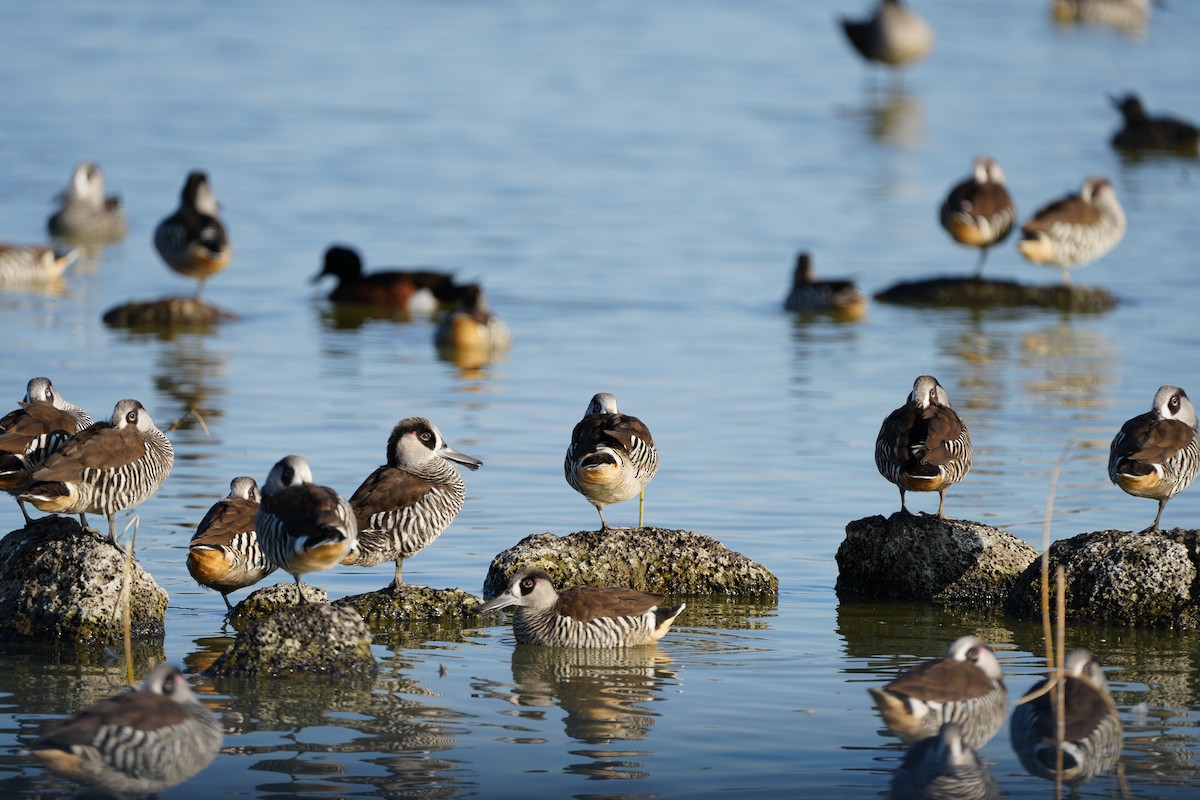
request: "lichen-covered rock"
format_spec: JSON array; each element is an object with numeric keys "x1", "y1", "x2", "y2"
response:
[
  {"x1": 836, "y1": 514, "x2": 1037, "y2": 604},
  {"x1": 0, "y1": 516, "x2": 168, "y2": 644},
  {"x1": 207, "y1": 602, "x2": 375, "y2": 677},
  {"x1": 227, "y1": 582, "x2": 328, "y2": 632},
  {"x1": 483, "y1": 528, "x2": 777, "y2": 597},
  {"x1": 102, "y1": 297, "x2": 237, "y2": 329},
  {"x1": 1005, "y1": 529, "x2": 1200, "y2": 628},
  {"x1": 334, "y1": 584, "x2": 483, "y2": 627},
  {"x1": 874, "y1": 276, "x2": 1116, "y2": 312}
]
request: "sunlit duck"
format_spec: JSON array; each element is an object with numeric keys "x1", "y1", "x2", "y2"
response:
[
  {"x1": 939, "y1": 156, "x2": 1017, "y2": 277},
  {"x1": 154, "y1": 170, "x2": 232, "y2": 299},
  {"x1": 187, "y1": 476, "x2": 276, "y2": 610},
  {"x1": 1108, "y1": 385, "x2": 1199, "y2": 532},
  {"x1": 313, "y1": 245, "x2": 463, "y2": 312},
  {"x1": 20, "y1": 399, "x2": 173, "y2": 544},
  {"x1": 0, "y1": 244, "x2": 78, "y2": 287},
  {"x1": 891, "y1": 723, "x2": 999, "y2": 800},
  {"x1": 1010, "y1": 648, "x2": 1123, "y2": 789},
  {"x1": 1017, "y1": 176, "x2": 1125, "y2": 285},
  {"x1": 27, "y1": 663, "x2": 222, "y2": 798},
  {"x1": 1109, "y1": 93, "x2": 1199, "y2": 154},
  {"x1": 565, "y1": 392, "x2": 659, "y2": 531},
  {"x1": 255, "y1": 455, "x2": 357, "y2": 604},
  {"x1": 342, "y1": 417, "x2": 482, "y2": 590},
  {"x1": 783, "y1": 252, "x2": 868, "y2": 319},
  {"x1": 841, "y1": 0, "x2": 933, "y2": 70},
  {"x1": 1053, "y1": 0, "x2": 1150, "y2": 32},
  {"x1": 433, "y1": 283, "x2": 511, "y2": 353},
  {"x1": 477, "y1": 567, "x2": 686, "y2": 647},
  {"x1": 47, "y1": 161, "x2": 128, "y2": 244},
  {"x1": 868, "y1": 635, "x2": 1007, "y2": 750},
  {"x1": 874, "y1": 375, "x2": 972, "y2": 519},
  {"x1": 0, "y1": 377, "x2": 93, "y2": 524}
]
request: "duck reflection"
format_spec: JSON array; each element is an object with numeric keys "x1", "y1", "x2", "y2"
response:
[
  {"x1": 851, "y1": 85, "x2": 923, "y2": 151},
  {"x1": 148, "y1": 332, "x2": 229, "y2": 435}
]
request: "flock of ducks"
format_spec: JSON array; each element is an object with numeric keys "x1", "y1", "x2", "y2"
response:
[{"x1": 872, "y1": 636, "x2": 1123, "y2": 796}]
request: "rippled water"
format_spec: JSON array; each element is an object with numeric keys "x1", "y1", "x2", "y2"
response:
[{"x1": 2, "y1": 1, "x2": 1199, "y2": 797}]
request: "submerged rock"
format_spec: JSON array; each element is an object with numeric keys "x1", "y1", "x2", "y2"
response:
[
  {"x1": 836, "y1": 514, "x2": 1037, "y2": 605},
  {"x1": 335, "y1": 584, "x2": 483, "y2": 628},
  {"x1": 874, "y1": 276, "x2": 1116, "y2": 313},
  {"x1": 0, "y1": 516, "x2": 167, "y2": 644},
  {"x1": 102, "y1": 297, "x2": 237, "y2": 329},
  {"x1": 483, "y1": 528, "x2": 778, "y2": 597},
  {"x1": 227, "y1": 582, "x2": 328, "y2": 632},
  {"x1": 207, "y1": 601, "x2": 375, "y2": 677},
  {"x1": 1005, "y1": 529, "x2": 1200, "y2": 629}
]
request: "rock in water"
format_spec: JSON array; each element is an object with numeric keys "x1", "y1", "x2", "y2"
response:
[{"x1": 207, "y1": 601, "x2": 375, "y2": 677}]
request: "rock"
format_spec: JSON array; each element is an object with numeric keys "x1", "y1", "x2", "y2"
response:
[
  {"x1": 206, "y1": 601, "x2": 376, "y2": 677},
  {"x1": 227, "y1": 582, "x2": 328, "y2": 632},
  {"x1": 102, "y1": 297, "x2": 237, "y2": 330},
  {"x1": 483, "y1": 528, "x2": 778, "y2": 597},
  {"x1": 334, "y1": 584, "x2": 484, "y2": 628},
  {"x1": 874, "y1": 276, "x2": 1117, "y2": 313},
  {"x1": 1005, "y1": 529, "x2": 1200, "y2": 629},
  {"x1": 836, "y1": 514, "x2": 1037, "y2": 605},
  {"x1": 0, "y1": 516, "x2": 168, "y2": 644}
]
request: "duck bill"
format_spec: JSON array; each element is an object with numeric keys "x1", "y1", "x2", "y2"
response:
[
  {"x1": 440, "y1": 445, "x2": 483, "y2": 471},
  {"x1": 476, "y1": 590, "x2": 518, "y2": 613}
]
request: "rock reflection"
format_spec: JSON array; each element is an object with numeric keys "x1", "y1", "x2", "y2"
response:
[
  {"x1": 1019, "y1": 321, "x2": 1116, "y2": 414},
  {"x1": 149, "y1": 332, "x2": 229, "y2": 434}
]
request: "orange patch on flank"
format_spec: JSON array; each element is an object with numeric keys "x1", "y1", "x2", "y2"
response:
[
  {"x1": 1017, "y1": 237, "x2": 1056, "y2": 264},
  {"x1": 24, "y1": 494, "x2": 76, "y2": 514},
  {"x1": 292, "y1": 540, "x2": 350, "y2": 572},
  {"x1": 186, "y1": 547, "x2": 231, "y2": 585},
  {"x1": 29, "y1": 748, "x2": 87, "y2": 778},
  {"x1": 897, "y1": 474, "x2": 949, "y2": 493},
  {"x1": 579, "y1": 463, "x2": 621, "y2": 485},
  {"x1": 1116, "y1": 471, "x2": 1161, "y2": 495},
  {"x1": 948, "y1": 219, "x2": 992, "y2": 247},
  {"x1": 447, "y1": 316, "x2": 487, "y2": 350}
]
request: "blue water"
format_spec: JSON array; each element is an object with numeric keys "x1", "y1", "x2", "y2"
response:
[{"x1": 1, "y1": 1, "x2": 1199, "y2": 797}]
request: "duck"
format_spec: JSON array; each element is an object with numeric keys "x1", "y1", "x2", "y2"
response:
[
  {"x1": 0, "y1": 377, "x2": 93, "y2": 524},
  {"x1": 891, "y1": 722, "x2": 999, "y2": 800},
  {"x1": 0, "y1": 244, "x2": 78, "y2": 288},
  {"x1": 477, "y1": 567, "x2": 685, "y2": 647},
  {"x1": 433, "y1": 283, "x2": 511, "y2": 354},
  {"x1": 874, "y1": 375, "x2": 972, "y2": 519},
  {"x1": 341, "y1": 417, "x2": 482, "y2": 590},
  {"x1": 153, "y1": 170, "x2": 232, "y2": 300},
  {"x1": 255, "y1": 455, "x2": 357, "y2": 604},
  {"x1": 187, "y1": 476, "x2": 276, "y2": 610},
  {"x1": 869, "y1": 635, "x2": 1007, "y2": 750},
  {"x1": 1053, "y1": 0, "x2": 1150, "y2": 32},
  {"x1": 841, "y1": 0, "x2": 933, "y2": 70},
  {"x1": 1109, "y1": 93, "x2": 1199, "y2": 154},
  {"x1": 783, "y1": 252, "x2": 867, "y2": 320},
  {"x1": 1017, "y1": 176, "x2": 1125, "y2": 285},
  {"x1": 27, "y1": 663, "x2": 222, "y2": 797},
  {"x1": 47, "y1": 161, "x2": 128, "y2": 243},
  {"x1": 1010, "y1": 648, "x2": 1123, "y2": 789},
  {"x1": 313, "y1": 245, "x2": 462, "y2": 312},
  {"x1": 1108, "y1": 385, "x2": 1200, "y2": 532},
  {"x1": 20, "y1": 399, "x2": 174, "y2": 544},
  {"x1": 565, "y1": 392, "x2": 659, "y2": 531},
  {"x1": 939, "y1": 156, "x2": 1017, "y2": 277}
]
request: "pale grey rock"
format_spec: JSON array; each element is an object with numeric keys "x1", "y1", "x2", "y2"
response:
[
  {"x1": 836, "y1": 513, "x2": 1037, "y2": 604},
  {"x1": 227, "y1": 582, "x2": 328, "y2": 632},
  {"x1": 207, "y1": 601, "x2": 375, "y2": 677}
]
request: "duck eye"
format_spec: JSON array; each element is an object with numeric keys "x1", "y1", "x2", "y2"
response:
[
  {"x1": 282, "y1": 467, "x2": 295, "y2": 484},
  {"x1": 966, "y1": 647, "x2": 979, "y2": 661},
  {"x1": 126, "y1": 410, "x2": 138, "y2": 424},
  {"x1": 521, "y1": 578, "x2": 534, "y2": 590},
  {"x1": 420, "y1": 432, "x2": 433, "y2": 442},
  {"x1": 1170, "y1": 396, "x2": 1181, "y2": 412}
]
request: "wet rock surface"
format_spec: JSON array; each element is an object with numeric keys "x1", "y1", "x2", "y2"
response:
[
  {"x1": 874, "y1": 276, "x2": 1117, "y2": 312},
  {"x1": 102, "y1": 296, "x2": 237, "y2": 329},
  {"x1": 1005, "y1": 528, "x2": 1200, "y2": 628},
  {"x1": 335, "y1": 584, "x2": 484, "y2": 628},
  {"x1": 227, "y1": 582, "x2": 329, "y2": 632},
  {"x1": 483, "y1": 527, "x2": 778, "y2": 598},
  {"x1": 207, "y1": 601, "x2": 376, "y2": 677},
  {"x1": 0, "y1": 516, "x2": 168, "y2": 644},
  {"x1": 836, "y1": 514, "x2": 1038, "y2": 605}
]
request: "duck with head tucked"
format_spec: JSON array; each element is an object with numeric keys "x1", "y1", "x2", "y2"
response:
[
  {"x1": 47, "y1": 161, "x2": 128, "y2": 244},
  {"x1": 154, "y1": 170, "x2": 232, "y2": 300}
]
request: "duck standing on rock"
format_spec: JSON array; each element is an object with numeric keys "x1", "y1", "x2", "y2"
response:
[
  {"x1": 341, "y1": 417, "x2": 482, "y2": 590},
  {"x1": 27, "y1": 663, "x2": 222, "y2": 797},
  {"x1": 477, "y1": 567, "x2": 685, "y2": 647},
  {"x1": 1108, "y1": 384, "x2": 1200, "y2": 532},
  {"x1": 1109, "y1": 93, "x2": 1199, "y2": 155},
  {"x1": 869, "y1": 635, "x2": 1007, "y2": 750},
  {"x1": 875, "y1": 375, "x2": 972, "y2": 519},
  {"x1": 187, "y1": 476, "x2": 276, "y2": 610},
  {"x1": 783, "y1": 252, "x2": 867, "y2": 320},
  {"x1": 0, "y1": 377, "x2": 93, "y2": 524},
  {"x1": 1010, "y1": 648, "x2": 1123, "y2": 789},
  {"x1": 314, "y1": 245, "x2": 462, "y2": 311},
  {"x1": 840, "y1": 0, "x2": 933, "y2": 72},
  {"x1": 19, "y1": 399, "x2": 173, "y2": 544},
  {"x1": 47, "y1": 160, "x2": 128, "y2": 244},
  {"x1": 1017, "y1": 176, "x2": 1125, "y2": 285},
  {"x1": 939, "y1": 156, "x2": 1017, "y2": 278},
  {"x1": 565, "y1": 392, "x2": 659, "y2": 531},
  {"x1": 154, "y1": 170, "x2": 232, "y2": 300},
  {"x1": 255, "y1": 455, "x2": 357, "y2": 604}
]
